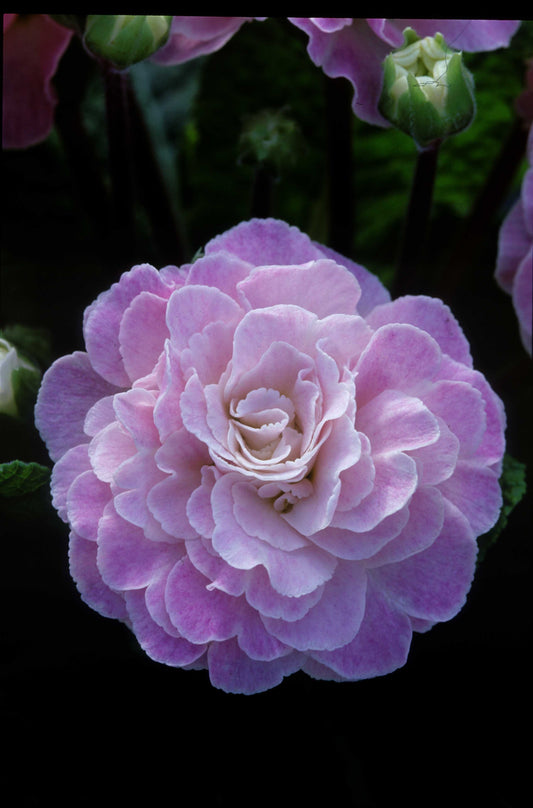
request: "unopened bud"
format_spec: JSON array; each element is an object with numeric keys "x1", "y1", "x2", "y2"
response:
[
  {"x1": 84, "y1": 15, "x2": 173, "y2": 70},
  {"x1": 379, "y1": 28, "x2": 476, "y2": 149},
  {"x1": 0, "y1": 338, "x2": 40, "y2": 417}
]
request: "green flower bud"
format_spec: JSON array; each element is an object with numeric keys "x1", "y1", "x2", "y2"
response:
[
  {"x1": 379, "y1": 28, "x2": 476, "y2": 149},
  {"x1": 238, "y1": 108, "x2": 301, "y2": 173},
  {"x1": 0, "y1": 338, "x2": 40, "y2": 418},
  {"x1": 84, "y1": 15, "x2": 173, "y2": 70}
]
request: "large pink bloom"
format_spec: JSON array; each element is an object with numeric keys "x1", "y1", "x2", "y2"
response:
[
  {"x1": 495, "y1": 123, "x2": 533, "y2": 355},
  {"x1": 151, "y1": 16, "x2": 265, "y2": 65},
  {"x1": 288, "y1": 18, "x2": 521, "y2": 126},
  {"x1": 35, "y1": 219, "x2": 506, "y2": 693},
  {"x1": 2, "y1": 13, "x2": 72, "y2": 149}
]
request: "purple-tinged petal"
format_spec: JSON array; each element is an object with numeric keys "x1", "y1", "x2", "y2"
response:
[
  {"x1": 207, "y1": 638, "x2": 303, "y2": 695},
  {"x1": 118, "y1": 292, "x2": 169, "y2": 382},
  {"x1": 50, "y1": 444, "x2": 91, "y2": 521},
  {"x1": 440, "y1": 462, "x2": 502, "y2": 535},
  {"x1": 332, "y1": 452, "x2": 417, "y2": 532},
  {"x1": 314, "y1": 507, "x2": 410, "y2": 561},
  {"x1": 88, "y1": 421, "x2": 136, "y2": 484},
  {"x1": 151, "y1": 16, "x2": 261, "y2": 66},
  {"x1": 165, "y1": 556, "x2": 245, "y2": 643},
  {"x1": 309, "y1": 579, "x2": 412, "y2": 679},
  {"x1": 69, "y1": 532, "x2": 129, "y2": 622},
  {"x1": 367, "y1": 486, "x2": 445, "y2": 567},
  {"x1": 366, "y1": 295, "x2": 473, "y2": 366},
  {"x1": 124, "y1": 588, "x2": 205, "y2": 667},
  {"x1": 67, "y1": 469, "x2": 111, "y2": 541},
  {"x1": 83, "y1": 264, "x2": 175, "y2": 387},
  {"x1": 244, "y1": 565, "x2": 323, "y2": 621},
  {"x1": 35, "y1": 352, "x2": 120, "y2": 462},
  {"x1": 421, "y1": 381, "x2": 486, "y2": 458},
  {"x1": 372, "y1": 500, "x2": 477, "y2": 622},
  {"x1": 3, "y1": 14, "x2": 73, "y2": 149},
  {"x1": 354, "y1": 323, "x2": 442, "y2": 406},
  {"x1": 186, "y1": 537, "x2": 247, "y2": 597},
  {"x1": 393, "y1": 19, "x2": 521, "y2": 51},
  {"x1": 263, "y1": 562, "x2": 367, "y2": 652},
  {"x1": 205, "y1": 217, "x2": 320, "y2": 265},
  {"x1": 148, "y1": 429, "x2": 210, "y2": 540},
  {"x1": 97, "y1": 503, "x2": 179, "y2": 591},
  {"x1": 186, "y1": 250, "x2": 253, "y2": 303}
]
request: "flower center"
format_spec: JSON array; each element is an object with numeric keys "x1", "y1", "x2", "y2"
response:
[
  {"x1": 228, "y1": 387, "x2": 303, "y2": 465},
  {"x1": 389, "y1": 34, "x2": 450, "y2": 113}
]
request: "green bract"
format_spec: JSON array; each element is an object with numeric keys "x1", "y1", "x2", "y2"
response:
[
  {"x1": 84, "y1": 15, "x2": 173, "y2": 70},
  {"x1": 379, "y1": 29, "x2": 476, "y2": 149}
]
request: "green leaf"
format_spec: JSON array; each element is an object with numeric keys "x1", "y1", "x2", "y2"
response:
[
  {"x1": 477, "y1": 454, "x2": 527, "y2": 562},
  {"x1": 0, "y1": 460, "x2": 51, "y2": 498}
]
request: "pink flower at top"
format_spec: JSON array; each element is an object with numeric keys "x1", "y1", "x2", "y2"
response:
[
  {"x1": 151, "y1": 16, "x2": 265, "y2": 65},
  {"x1": 288, "y1": 18, "x2": 521, "y2": 126},
  {"x1": 3, "y1": 13, "x2": 72, "y2": 149},
  {"x1": 35, "y1": 218, "x2": 506, "y2": 694},
  {"x1": 495, "y1": 123, "x2": 533, "y2": 355}
]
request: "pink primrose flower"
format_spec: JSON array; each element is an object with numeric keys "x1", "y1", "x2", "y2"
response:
[
  {"x1": 288, "y1": 18, "x2": 521, "y2": 126},
  {"x1": 495, "y1": 124, "x2": 533, "y2": 355},
  {"x1": 35, "y1": 219, "x2": 506, "y2": 693},
  {"x1": 151, "y1": 16, "x2": 265, "y2": 65},
  {"x1": 2, "y1": 13, "x2": 73, "y2": 149}
]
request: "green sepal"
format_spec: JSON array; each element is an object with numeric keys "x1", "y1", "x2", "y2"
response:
[
  {"x1": 477, "y1": 454, "x2": 527, "y2": 563},
  {"x1": 84, "y1": 15, "x2": 173, "y2": 70},
  {"x1": 0, "y1": 460, "x2": 50, "y2": 498}
]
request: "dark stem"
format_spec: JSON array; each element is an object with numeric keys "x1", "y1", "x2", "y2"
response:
[
  {"x1": 103, "y1": 64, "x2": 137, "y2": 252},
  {"x1": 393, "y1": 140, "x2": 441, "y2": 297},
  {"x1": 250, "y1": 164, "x2": 274, "y2": 218},
  {"x1": 126, "y1": 82, "x2": 188, "y2": 266},
  {"x1": 438, "y1": 117, "x2": 528, "y2": 303},
  {"x1": 324, "y1": 76, "x2": 355, "y2": 256}
]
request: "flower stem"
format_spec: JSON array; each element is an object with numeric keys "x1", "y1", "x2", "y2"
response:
[
  {"x1": 324, "y1": 76, "x2": 355, "y2": 256},
  {"x1": 103, "y1": 64, "x2": 137, "y2": 255},
  {"x1": 250, "y1": 164, "x2": 274, "y2": 218},
  {"x1": 393, "y1": 140, "x2": 441, "y2": 297},
  {"x1": 439, "y1": 117, "x2": 528, "y2": 303}
]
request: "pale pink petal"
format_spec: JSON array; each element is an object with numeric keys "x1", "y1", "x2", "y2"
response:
[
  {"x1": 238, "y1": 259, "x2": 362, "y2": 316},
  {"x1": 166, "y1": 284, "x2": 243, "y2": 351},
  {"x1": 356, "y1": 389, "x2": 440, "y2": 455},
  {"x1": 313, "y1": 242, "x2": 391, "y2": 315}
]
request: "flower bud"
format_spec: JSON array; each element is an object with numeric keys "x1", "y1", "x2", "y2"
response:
[
  {"x1": 84, "y1": 15, "x2": 173, "y2": 69},
  {"x1": 238, "y1": 108, "x2": 301, "y2": 173},
  {"x1": 0, "y1": 338, "x2": 40, "y2": 417},
  {"x1": 379, "y1": 28, "x2": 476, "y2": 149}
]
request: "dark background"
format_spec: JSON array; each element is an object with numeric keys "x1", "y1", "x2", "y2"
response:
[{"x1": 2, "y1": 18, "x2": 531, "y2": 806}]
